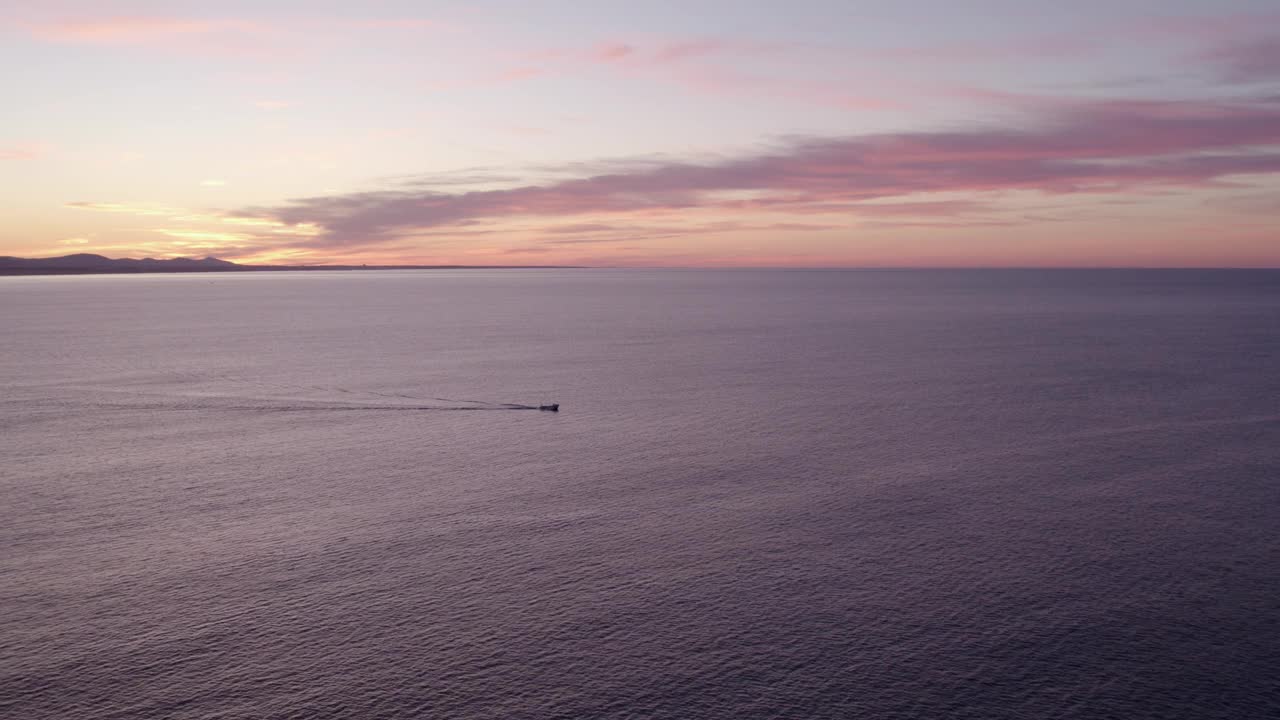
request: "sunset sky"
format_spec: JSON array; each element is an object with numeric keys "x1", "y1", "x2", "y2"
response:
[{"x1": 2, "y1": 0, "x2": 1278, "y2": 267}]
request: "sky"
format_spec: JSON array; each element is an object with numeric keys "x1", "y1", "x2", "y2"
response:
[{"x1": 2, "y1": 0, "x2": 1278, "y2": 267}]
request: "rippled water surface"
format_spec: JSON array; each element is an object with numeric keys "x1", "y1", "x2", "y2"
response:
[{"x1": 3, "y1": 269, "x2": 1279, "y2": 719}]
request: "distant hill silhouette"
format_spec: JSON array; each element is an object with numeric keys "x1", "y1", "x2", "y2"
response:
[
  {"x1": 0, "y1": 254, "x2": 244, "y2": 275},
  {"x1": 0, "y1": 254, "x2": 576, "y2": 275}
]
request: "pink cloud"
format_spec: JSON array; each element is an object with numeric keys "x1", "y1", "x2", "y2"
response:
[
  {"x1": 1140, "y1": 12, "x2": 1280, "y2": 41},
  {"x1": 651, "y1": 40, "x2": 735, "y2": 63},
  {"x1": 861, "y1": 10, "x2": 1280, "y2": 68},
  {"x1": 1205, "y1": 192, "x2": 1280, "y2": 214},
  {"x1": 589, "y1": 42, "x2": 636, "y2": 62},
  {"x1": 544, "y1": 223, "x2": 619, "y2": 234},
  {"x1": 1204, "y1": 35, "x2": 1280, "y2": 83},
  {"x1": 14, "y1": 13, "x2": 445, "y2": 60},
  {"x1": 674, "y1": 65, "x2": 901, "y2": 111},
  {"x1": 489, "y1": 66, "x2": 547, "y2": 83},
  {"x1": 0, "y1": 143, "x2": 49, "y2": 160},
  {"x1": 839, "y1": 200, "x2": 990, "y2": 217},
  {"x1": 857, "y1": 219, "x2": 1021, "y2": 230},
  {"x1": 536, "y1": 220, "x2": 847, "y2": 244},
  {"x1": 347, "y1": 19, "x2": 439, "y2": 31},
  {"x1": 13, "y1": 14, "x2": 301, "y2": 61},
  {"x1": 869, "y1": 36, "x2": 1095, "y2": 64},
  {"x1": 481, "y1": 37, "x2": 888, "y2": 109},
  {"x1": 237, "y1": 95, "x2": 1280, "y2": 249},
  {"x1": 479, "y1": 13, "x2": 1280, "y2": 107},
  {"x1": 581, "y1": 38, "x2": 783, "y2": 66},
  {"x1": 21, "y1": 14, "x2": 444, "y2": 43},
  {"x1": 25, "y1": 16, "x2": 262, "y2": 43},
  {"x1": 866, "y1": 11, "x2": 1280, "y2": 66}
]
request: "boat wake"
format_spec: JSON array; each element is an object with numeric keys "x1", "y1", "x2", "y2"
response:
[
  {"x1": 14, "y1": 377, "x2": 560, "y2": 414},
  {"x1": 10, "y1": 376, "x2": 560, "y2": 415}
]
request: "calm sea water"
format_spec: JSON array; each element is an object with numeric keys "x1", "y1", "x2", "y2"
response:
[{"x1": 2, "y1": 269, "x2": 1278, "y2": 719}]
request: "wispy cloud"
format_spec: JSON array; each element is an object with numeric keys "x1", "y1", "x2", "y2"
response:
[
  {"x1": 13, "y1": 13, "x2": 442, "y2": 60},
  {"x1": 579, "y1": 38, "x2": 789, "y2": 66},
  {"x1": 471, "y1": 36, "x2": 895, "y2": 110},
  {"x1": 14, "y1": 15, "x2": 298, "y2": 59},
  {"x1": 533, "y1": 220, "x2": 850, "y2": 246},
  {"x1": 66, "y1": 201, "x2": 179, "y2": 216},
  {"x1": 1141, "y1": 12, "x2": 1280, "y2": 41},
  {"x1": 24, "y1": 16, "x2": 263, "y2": 43},
  {"x1": 1204, "y1": 35, "x2": 1280, "y2": 83},
  {"x1": 235, "y1": 95, "x2": 1280, "y2": 249},
  {"x1": 588, "y1": 42, "x2": 636, "y2": 63},
  {"x1": 466, "y1": 12, "x2": 1280, "y2": 108},
  {"x1": 0, "y1": 142, "x2": 50, "y2": 160},
  {"x1": 64, "y1": 200, "x2": 322, "y2": 259},
  {"x1": 1206, "y1": 190, "x2": 1280, "y2": 214},
  {"x1": 347, "y1": 19, "x2": 439, "y2": 31}
]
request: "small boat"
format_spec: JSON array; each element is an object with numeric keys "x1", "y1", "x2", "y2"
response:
[{"x1": 538, "y1": 404, "x2": 559, "y2": 412}]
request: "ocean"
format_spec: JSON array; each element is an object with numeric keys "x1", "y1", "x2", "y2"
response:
[{"x1": 2, "y1": 269, "x2": 1278, "y2": 719}]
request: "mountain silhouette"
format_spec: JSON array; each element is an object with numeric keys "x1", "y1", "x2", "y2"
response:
[
  {"x1": 0, "y1": 254, "x2": 577, "y2": 275},
  {"x1": 0, "y1": 254, "x2": 244, "y2": 275}
]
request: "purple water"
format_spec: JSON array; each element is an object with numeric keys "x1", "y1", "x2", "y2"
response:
[{"x1": 3, "y1": 269, "x2": 1278, "y2": 719}]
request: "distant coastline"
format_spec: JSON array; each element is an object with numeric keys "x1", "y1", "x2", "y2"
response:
[
  {"x1": 4, "y1": 255, "x2": 1276, "y2": 276},
  {"x1": 0, "y1": 254, "x2": 580, "y2": 276}
]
